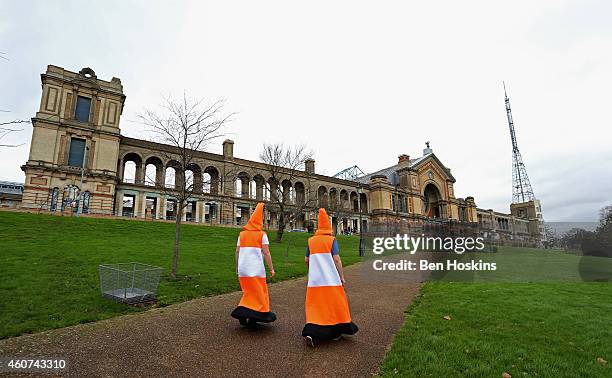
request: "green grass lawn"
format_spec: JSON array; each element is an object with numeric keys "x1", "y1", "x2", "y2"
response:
[
  {"x1": 0, "y1": 211, "x2": 360, "y2": 339},
  {"x1": 379, "y1": 247, "x2": 612, "y2": 377}
]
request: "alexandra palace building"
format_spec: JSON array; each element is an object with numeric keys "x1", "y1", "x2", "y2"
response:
[{"x1": 9, "y1": 65, "x2": 544, "y2": 246}]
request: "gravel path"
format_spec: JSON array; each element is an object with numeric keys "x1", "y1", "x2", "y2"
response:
[{"x1": 0, "y1": 262, "x2": 420, "y2": 377}]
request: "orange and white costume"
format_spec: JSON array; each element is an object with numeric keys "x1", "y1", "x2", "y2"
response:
[
  {"x1": 231, "y1": 203, "x2": 276, "y2": 324},
  {"x1": 302, "y1": 208, "x2": 358, "y2": 340}
]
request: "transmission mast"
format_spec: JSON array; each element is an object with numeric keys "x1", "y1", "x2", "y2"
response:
[{"x1": 504, "y1": 82, "x2": 535, "y2": 203}]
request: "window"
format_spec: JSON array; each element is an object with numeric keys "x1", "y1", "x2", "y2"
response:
[
  {"x1": 61, "y1": 185, "x2": 80, "y2": 212},
  {"x1": 50, "y1": 187, "x2": 59, "y2": 211},
  {"x1": 82, "y1": 191, "x2": 90, "y2": 214},
  {"x1": 75, "y1": 96, "x2": 91, "y2": 122},
  {"x1": 68, "y1": 138, "x2": 86, "y2": 167}
]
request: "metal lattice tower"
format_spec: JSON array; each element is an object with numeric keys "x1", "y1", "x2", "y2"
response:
[
  {"x1": 333, "y1": 165, "x2": 366, "y2": 181},
  {"x1": 504, "y1": 82, "x2": 535, "y2": 203}
]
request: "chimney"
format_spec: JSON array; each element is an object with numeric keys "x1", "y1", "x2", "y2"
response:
[
  {"x1": 222, "y1": 139, "x2": 234, "y2": 158},
  {"x1": 305, "y1": 158, "x2": 315, "y2": 174},
  {"x1": 398, "y1": 154, "x2": 410, "y2": 163}
]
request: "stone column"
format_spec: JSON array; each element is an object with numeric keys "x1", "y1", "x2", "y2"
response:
[
  {"x1": 156, "y1": 166, "x2": 165, "y2": 188},
  {"x1": 115, "y1": 190, "x2": 123, "y2": 216},
  {"x1": 160, "y1": 197, "x2": 167, "y2": 220},
  {"x1": 134, "y1": 192, "x2": 142, "y2": 218},
  {"x1": 135, "y1": 164, "x2": 144, "y2": 185},
  {"x1": 197, "y1": 201, "x2": 204, "y2": 223}
]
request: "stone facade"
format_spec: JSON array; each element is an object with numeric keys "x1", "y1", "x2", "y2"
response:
[
  {"x1": 21, "y1": 65, "x2": 124, "y2": 215},
  {"x1": 18, "y1": 65, "x2": 543, "y2": 244}
]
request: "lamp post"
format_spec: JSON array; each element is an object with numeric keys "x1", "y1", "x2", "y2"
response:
[
  {"x1": 357, "y1": 184, "x2": 364, "y2": 257},
  {"x1": 76, "y1": 146, "x2": 89, "y2": 217}
]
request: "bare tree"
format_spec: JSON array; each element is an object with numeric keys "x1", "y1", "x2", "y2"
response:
[
  {"x1": 0, "y1": 119, "x2": 28, "y2": 147},
  {"x1": 543, "y1": 223, "x2": 559, "y2": 249},
  {"x1": 599, "y1": 204, "x2": 612, "y2": 227},
  {"x1": 259, "y1": 143, "x2": 317, "y2": 242},
  {"x1": 138, "y1": 94, "x2": 234, "y2": 278}
]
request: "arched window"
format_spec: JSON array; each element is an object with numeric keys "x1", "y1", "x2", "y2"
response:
[
  {"x1": 264, "y1": 182, "x2": 270, "y2": 201},
  {"x1": 235, "y1": 177, "x2": 243, "y2": 197},
  {"x1": 203, "y1": 172, "x2": 212, "y2": 193},
  {"x1": 165, "y1": 167, "x2": 176, "y2": 188},
  {"x1": 236, "y1": 173, "x2": 250, "y2": 198},
  {"x1": 294, "y1": 182, "x2": 305, "y2": 205},
  {"x1": 318, "y1": 186, "x2": 328, "y2": 208},
  {"x1": 185, "y1": 170, "x2": 194, "y2": 191},
  {"x1": 144, "y1": 164, "x2": 157, "y2": 186},
  {"x1": 250, "y1": 179, "x2": 257, "y2": 199},
  {"x1": 203, "y1": 166, "x2": 220, "y2": 194},
  {"x1": 50, "y1": 187, "x2": 59, "y2": 211},
  {"x1": 82, "y1": 191, "x2": 90, "y2": 214},
  {"x1": 61, "y1": 185, "x2": 80, "y2": 212},
  {"x1": 123, "y1": 161, "x2": 136, "y2": 183},
  {"x1": 289, "y1": 186, "x2": 295, "y2": 203}
]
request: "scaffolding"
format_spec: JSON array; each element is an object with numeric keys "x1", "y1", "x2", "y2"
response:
[{"x1": 333, "y1": 165, "x2": 366, "y2": 181}]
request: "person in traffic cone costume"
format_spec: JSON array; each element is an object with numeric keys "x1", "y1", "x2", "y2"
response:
[
  {"x1": 231, "y1": 202, "x2": 277, "y2": 327},
  {"x1": 302, "y1": 208, "x2": 358, "y2": 345}
]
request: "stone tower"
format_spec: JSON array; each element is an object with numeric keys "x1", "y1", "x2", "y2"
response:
[{"x1": 20, "y1": 65, "x2": 126, "y2": 215}]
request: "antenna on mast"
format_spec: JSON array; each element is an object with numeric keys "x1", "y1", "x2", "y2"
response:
[{"x1": 503, "y1": 82, "x2": 535, "y2": 204}]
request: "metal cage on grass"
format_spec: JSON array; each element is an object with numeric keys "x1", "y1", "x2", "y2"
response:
[{"x1": 99, "y1": 263, "x2": 162, "y2": 304}]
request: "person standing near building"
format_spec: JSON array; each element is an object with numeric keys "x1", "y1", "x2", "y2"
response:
[
  {"x1": 302, "y1": 208, "x2": 358, "y2": 346},
  {"x1": 231, "y1": 202, "x2": 277, "y2": 328}
]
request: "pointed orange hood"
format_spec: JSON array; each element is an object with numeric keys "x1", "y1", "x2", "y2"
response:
[
  {"x1": 243, "y1": 202, "x2": 265, "y2": 231},
  {"x1": 315, "y1": 208, "x2": 333, "y2": 236}
]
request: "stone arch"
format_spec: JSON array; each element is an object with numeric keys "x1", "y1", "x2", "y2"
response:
[
  {"x1": 61, "y1": 184, "x2": 80, "y2": 212},
  {"x1": 294, "y1": 181, "x2": 305, "y2": 205},
  {"x1": 281, "y1": 179, "x2": 292, "y2": 203},
  {"x1": 122, "y1": 152, "x2": 143, "y2": 184},
  {"x1": 359, "y1": 192, "x2": 368, "y2": 213},
  {"x1": 340, "y1": 189, "x2": 349, "y2": 209},
  {"x1": 165, "y1": 160, "x2": 182, "y2": 189},
  {"x1": 329, "y1": 188, "x2": 338, "y2": 210},
  {"x1": 268, "y1": 177, "x2": 279, "y2": 202},
  {"x1": 318, "y1": 185, "x2": 328, "y2": 208},
  {"x1": 252, "y1": 174, "x2": 265, "y2": 200},
  {"x1": 120, "y1": 151, "x2": 144, "y2": 161},
  {"x1": 203, "y1": 166, "x2": 220, "y2": 194},
  {"x1": 350, "y1": 191, "x2": 359, "y2": 212},
  {"x1": 423, "y1": 183, "x2": 442, "y2": 218},
  {"x1": 144, "y1": 156, "x2": 163, "y2": 187},
  {"x1": 236, "y1": 172, "x2": 251, "y2": 198},
  {"x1": 186, "y1": 163, "x2": 203, "y2": 193}
]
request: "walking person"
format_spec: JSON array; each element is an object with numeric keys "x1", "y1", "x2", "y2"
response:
[
  {"x1": 231, "y1": 202, "x2": 277, "y2": 328},
  {"x1": 302, "y1": 208, "x2": 358, "y2": 346}
]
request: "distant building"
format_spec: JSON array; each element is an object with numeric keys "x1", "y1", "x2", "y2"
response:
[
  {"x1": 0, "y1": 181, "x2": 24, "y2": 208},
  {"x1": 13, "y1": 65, "x2": 542, "y2": 245}
]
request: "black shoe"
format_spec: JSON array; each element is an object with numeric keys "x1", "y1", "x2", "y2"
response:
[
  {"x1": 239, "y1": 318, "x2": 248, "y2": 327},
  {"x1": 246, "y1": 318, "x2": 258, "y2": 329},
  {"x1": 305, "y1": 336, "x2": 316, "y2": 347}
]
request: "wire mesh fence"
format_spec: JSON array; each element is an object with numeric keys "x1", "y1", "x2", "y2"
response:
[{"x1": 99, "y1": 263, "x2": 162, "y2": 304}]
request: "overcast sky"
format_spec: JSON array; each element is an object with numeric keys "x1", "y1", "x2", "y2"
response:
[{"x1": 1, "y1": 0, "x2": 610, "y2": 221}]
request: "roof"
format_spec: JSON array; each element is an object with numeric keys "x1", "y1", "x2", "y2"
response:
[{"x1": 355, "y1": 152, "x2": 453, "y2": 184}]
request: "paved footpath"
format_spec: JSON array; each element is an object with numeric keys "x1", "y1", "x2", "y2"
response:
[{"x1": 0, "y1": 262, "x2": 420, "y2": 377}]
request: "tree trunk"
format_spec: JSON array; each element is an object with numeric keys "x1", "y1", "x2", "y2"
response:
[
  {"x1": 171, "y1": 202, "x2": 183, "y2": 278},
  {"x1": 276, "y1": 211, "x2": 285, "y2": 243}
]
